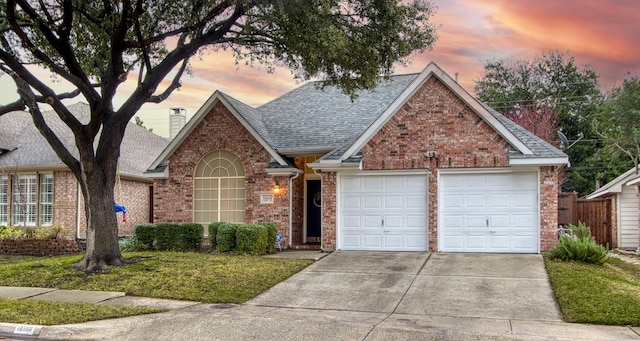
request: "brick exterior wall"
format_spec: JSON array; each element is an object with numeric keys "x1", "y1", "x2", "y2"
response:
[
  {"x1": 539, "y1": 166, "x2": 559, "y2": 252},
  {"x1": 152, "y1": 101, "x2": 300, "y2": 242},
  {"x1": 317, "y1": 76, "x2": 559, "y2": 252},
  {"x1": 0, "y1": 239, "x2": 79, "y2": 256},
  {"x1": 320, "y1": 172, "x2": 337, "y2": 249}
]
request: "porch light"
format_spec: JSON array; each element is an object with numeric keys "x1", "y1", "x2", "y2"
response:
[{"x1": 273, "y1": 182, "x2": 281, "y2": 194}]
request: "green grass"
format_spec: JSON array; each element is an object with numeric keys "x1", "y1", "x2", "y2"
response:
[
  {"x1": 545, "y1": 257, "x2": 640, "y2": 326},
  {"x1": 0, "y1": 298, "x2": 162, "y2": 325},
  {"x1": 0, "y1": 251, "x2": 314, "y2": 303}
]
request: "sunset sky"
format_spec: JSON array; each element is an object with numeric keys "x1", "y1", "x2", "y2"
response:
[{"x1": 2, "y1": 0, "x2": 639, "y2": 138}]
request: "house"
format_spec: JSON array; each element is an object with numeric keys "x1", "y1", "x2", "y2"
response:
[
  {"x1": 146, "y1": 62, "x2": 568, "y2": 253},
  {"x1": 586, "y1": 167, "x2": 640, "y2": 250},
  {"x1": 0, "y1": 103, "x2": 169, "y2": 239}
]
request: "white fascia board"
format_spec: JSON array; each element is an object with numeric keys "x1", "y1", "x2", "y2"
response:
[
  {"x1": 340, "y1": 62, "x2": 533, "y2": 161},
  {"x1": 626, "y1": 176, "x2": 640, "y2": 186},
  {"x1": 509, "y1": 156, "x2": 569, "y2": 166},
  {"x1": 586, "y1": 166, "x2": 638, "y2": 199},
  {"x1": 265, "y1": 168, "x2": 304, "y2": 176},
  {"x1": 147, "y1": 91, "x2": 288, "y2": 172}
]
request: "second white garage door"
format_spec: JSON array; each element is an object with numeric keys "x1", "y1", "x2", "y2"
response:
[
  {"x1": 340, "y1": 174, "x2": 428, "y2": 251},
  {"x1": 440, "y1": 172, "x2": 539, "y2": 253}
]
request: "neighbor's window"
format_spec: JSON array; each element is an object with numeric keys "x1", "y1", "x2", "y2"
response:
[
  {"x1": 0, "y1": 175, "x2": 7, "y2": 226},
  {"x1": 193, "y1": 150, "x2": 245, "y2": 224},
  {"x1": 39, "y1": 174, "x2": 53, "y2": 225},
  {"x1": 12, "y1": 174, "x2": 37, "y2": 226}
]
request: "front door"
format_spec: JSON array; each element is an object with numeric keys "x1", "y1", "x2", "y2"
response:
[{"x1": 306, "y1": 180, "x2": 322, "y2": 243}]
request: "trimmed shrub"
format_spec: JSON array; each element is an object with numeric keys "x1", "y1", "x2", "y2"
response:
[
  {"x1": 257, "y1": 222, "x2": 278, "y2": 253},
  {"x1": 178, "y1": 223, "x2": 204, "y2": 251},
  {"x1": 546, "y1": 222, "x2": 609, "y2": 265},
  {"x1": 134, "y1": 223, "x2": 157, "y2": 248},
  {"x1": 236, "y1": 224, "x2": 270, "y2": 255},
  {"x1": 156, "y1": 223, "x2": 182, "y2": 250},
  {"x1": 216, "y1": 223, "x2": 238, "y2": 252},
  {"x1": 208, "y1": 222, "x2": 226, "y2": 250}
]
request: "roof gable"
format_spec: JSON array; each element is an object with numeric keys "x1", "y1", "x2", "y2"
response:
[
  {"x1": 339, "y1": 62, "x2": 542, "y2": 162},
  {"x1": 587, "y1": 166, "x2": 640, "y2": 199},
  {"x1": 146, "y1": 91, "x2": 288, "y2": 175}
]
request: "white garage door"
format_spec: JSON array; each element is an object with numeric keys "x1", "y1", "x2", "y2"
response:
[
  {"x1": 440, "y1": 172, "x2": 539, "y2": 253},
  {"x1": 340, "y1": 175, "x2": 428, "y2": 251}
]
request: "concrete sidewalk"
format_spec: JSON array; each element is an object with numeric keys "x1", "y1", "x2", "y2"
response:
[{"x1": 1, "y1": 302, "x2": 638, "y2": 340}]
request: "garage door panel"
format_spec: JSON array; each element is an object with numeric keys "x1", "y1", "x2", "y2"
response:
[
  {"x1": 490, "y1": 194, "x2": 510, "y2": 207},
  {"x1": 440, "y1": 172, "x2": 539, "y2": 253},
  {"x1": 364, "y1": 196, "x2": 382, "y2": 209},
  {"x1": 343, "y1": 215, "x2": 361, "y2": 228},
  {"x1": 513, "y1": 214, "x2": 536, "y2": 227},
  {"x1": 363, "y1": 215, "x2": 382, "y2": 227},
  {"x1": 384, "y1": 195, "x2": 403, "y2": 209},
  {"x1": 385, "y1": 215, "x2": 403, "y2": 228},
  {"x1": 363, "y1": 234, "x2": 383, "y2": 248},
  {"x1": 407, "y1": 215, "x2": 427, "y2": 228},
  {"x1": 490, "y1": 215, "x2": 510, "y2": 227},
  {"x1": 467, "y1": 215, "x2": 486, "y2": 228},
  {"x1": 443, "y1": 194, "x2": 463, "y2": 208},
  {"x1": 384, "y1": 234, "x2": 403, "y2": 248},
  {"x1": 343, "y1": 195, "x2": 361, "y2": 209},
  {"x1": 342, "y1": 234, "x2": 362, "y2": 248},
  {"x1": 406, "y1": 195, "x2": 426, "y2": 209},
  {"x1": 340, "y1": 174, "x2": 427, "y2": 251},
  {"x1": 467, "y1": 194, "x2": 486, "y2": 207},
  {"x1": 467, "y1": 235, "x2": 488, "y2": 248}
]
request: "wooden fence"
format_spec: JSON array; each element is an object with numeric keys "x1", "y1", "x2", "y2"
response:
[{"x1": 558, "y1": 192, "x2": 613, "y2": 248}]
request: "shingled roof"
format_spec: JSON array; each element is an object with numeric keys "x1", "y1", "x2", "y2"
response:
[
  {"x1": 0, "y1": 102, "x2": 169, "y2": 180},
  {"x1": 148, "y1": 62, "x2": 567, "y2": 175}
]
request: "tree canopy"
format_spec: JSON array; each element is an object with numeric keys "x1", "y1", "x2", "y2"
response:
[
  {"x1": 0, "y1": 0, "x2": 437, "y2": 271},
  {"x1": 473, "y1": 50, "x2": 625, "y2": 196},
  {"x1": 593, "y1": 76, "x2": 640, "y2": 173}
]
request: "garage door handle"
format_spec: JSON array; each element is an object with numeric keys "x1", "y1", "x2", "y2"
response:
[{"x1": 381, "y1": 219, "x2": 384, "y2": 226}]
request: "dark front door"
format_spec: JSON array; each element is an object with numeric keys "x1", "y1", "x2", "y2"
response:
[{"x1": 306, "y1": 180, "x2": 322, "y2": 243}]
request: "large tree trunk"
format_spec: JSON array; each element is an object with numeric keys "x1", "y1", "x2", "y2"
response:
[{"x1": 74, "y1": 154, "x2": 127, "y2": 273}]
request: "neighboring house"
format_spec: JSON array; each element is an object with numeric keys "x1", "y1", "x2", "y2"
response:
[
  {"x1": 586, "y1": 167, "x2": 640, "y2": 250},
  {"x1": 0, "y1": 103, "x2": 169, "y2": 239},
  {"x1": 146, "y1": 63, "x2": 568, "y2": 253}
]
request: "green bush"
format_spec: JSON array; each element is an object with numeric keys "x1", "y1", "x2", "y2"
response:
[
  {"x1": 134, "y1": 223, "x2": 157, "y2": 248},
  {"x1": 216, "y1": 223, "x2": 238, "y2": 252},
  {"x1": 546, "y1": 222, "x2": 609, "y2": 265},
  {"x1": 177, "y1": 223, "x2": 204, "y2": 251},
  {"x1": 257, "y1": 222, "x2": 278, "y2": 253},
  {"x1": 236, "y1": 224, "x2": 270, "y2": 255},
  {"x1": 208, "y1": 222, "x2": 226, "y2": 250}
]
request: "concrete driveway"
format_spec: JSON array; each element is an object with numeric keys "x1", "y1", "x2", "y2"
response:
[{"x1": 248, "y1": 252, "x2": 562, "y2": 321}]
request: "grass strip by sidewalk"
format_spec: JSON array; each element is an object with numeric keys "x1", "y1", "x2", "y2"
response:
[
  {"x1": 0, "y1": 298, "x2": 163, "y2": 326},
  {"x1": 0, "y1": 251, "x2": 314, "y2": 304},
  {"x1": 545, "y1": 257, "x2": 640, "y2": 326}
]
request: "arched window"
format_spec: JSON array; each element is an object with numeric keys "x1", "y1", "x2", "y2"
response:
[{"x1": 193, "y1": 150, "x2": 245, "y2": 224}]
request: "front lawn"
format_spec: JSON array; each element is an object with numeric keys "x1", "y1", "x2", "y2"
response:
[
  {"x1": 0, "y1": 251, "x2": 314, "y2": 303},
  {"x1": 545, "y1": 257, "x2": 640, "y2": 326},
  {"x1": 0, "y1": 298, "x2": 162, "y2": 325}
]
